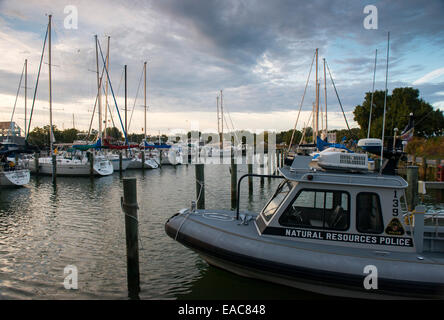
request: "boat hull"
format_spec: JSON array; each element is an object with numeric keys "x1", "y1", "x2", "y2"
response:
[
  {"x1": 0, "y1": 169, "x2": 30, "y2": 187},
  {"x1": 127, "y1": 158, "x2": 159, "y2": 169},
  {"x1": 110, "y1": 158, "x2": 132, "y2": 171},
  {"x1": 30, "y1": 157, "x2": 113, "y2": 176},
  {"x1": 165, "y1": 210, "x2": 444, "y2": 299}
]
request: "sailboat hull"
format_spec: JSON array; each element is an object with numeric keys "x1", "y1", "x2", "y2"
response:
[
  {"x1": 110, "y1": 158, "x2": 132, "y2": 171},
  {"x1": 30, "y1": 157, "x2": 113, "y2": 176},
  {"x1": 127, "y1": 158, "x2": 159, "y2": 169},
  {"x1": 0, "y1": 169, "x2": 30, "y2": 187}
]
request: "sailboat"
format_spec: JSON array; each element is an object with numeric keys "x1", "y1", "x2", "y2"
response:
[
  {"x1": 0, "y1": 60, "x2": 31, "y2": 187},
  {"x1": 0, "y1": 140, "x2": 30, "y2": 187},
  {"x1": 30, "y1": 20, "x2": 113, "y2": 177},
  {"x1": 126, "y1": 62, "x2": 159, "y2": 169}
]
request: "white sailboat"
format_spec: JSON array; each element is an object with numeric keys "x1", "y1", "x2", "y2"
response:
[
  {"x1": 0, "y1": 60, "x2": 31, "y2": 187},
  {"x1": 33, "y1": 27, "x2": 113, "y2": 177},
  {"x1": 0, "y1": 142, "x2": 30, "y2": 187},
  {"x1": 30, "y1": 151, "x2": 113, "y2": 176},
  {"x1": 127, "y1": 61, "x2": 161, "y2": 169}
]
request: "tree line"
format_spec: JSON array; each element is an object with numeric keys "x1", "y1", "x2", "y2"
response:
[{"x1": 26, "y1": 87, "x2": 444, "y2": 149}]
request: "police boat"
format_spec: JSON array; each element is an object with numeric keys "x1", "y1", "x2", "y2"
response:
[{"x1": 165, "y1": 153, "x2": 444, "y2": 299}]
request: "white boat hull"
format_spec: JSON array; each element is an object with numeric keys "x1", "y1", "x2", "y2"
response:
[
  {"x1": 0, "y1": 169, "x2": 30, "y2": 187},
  {"x1": 127, "y1": 157, "x2": 159, "y2": 169},
  {"x1": 30, "y1": 157, "x2": 113, "y2": 176},
  {"x1": 160, "y1": 150, "x2": 183, "y2": 165},
  {"x1": 110, "y1": 158, "x2": 132, "y2": 171}
]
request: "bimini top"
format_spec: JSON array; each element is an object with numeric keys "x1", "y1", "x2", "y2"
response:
[{"x1": 280, "y1": 155, "x2": 408, "y2": 189}]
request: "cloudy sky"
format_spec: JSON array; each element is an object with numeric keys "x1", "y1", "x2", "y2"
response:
[{"x1": 1, "y1": 0, "x2": 444, "y2": 136}]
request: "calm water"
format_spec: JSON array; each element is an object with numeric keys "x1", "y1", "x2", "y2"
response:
[{"x1": 0, "y1": 161, "x2": 442, "y2": 300}]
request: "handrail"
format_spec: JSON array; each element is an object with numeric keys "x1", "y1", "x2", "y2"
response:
[{"x1": 236, "y1": 173, "x2": 286, "y2": 220}]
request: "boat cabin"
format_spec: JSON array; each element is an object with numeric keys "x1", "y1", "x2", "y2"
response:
[{"x1": 255, "y1": 156, "x2": 416, "y2": 252}]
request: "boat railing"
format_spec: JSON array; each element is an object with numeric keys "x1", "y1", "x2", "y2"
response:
[{"x1": 235, "y1": 173, "x2": 286, "y2": 220}]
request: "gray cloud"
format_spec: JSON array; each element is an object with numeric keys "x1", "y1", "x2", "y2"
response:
[{"x1": 0, "y1": 0, "x2": 443, "y2": 131}]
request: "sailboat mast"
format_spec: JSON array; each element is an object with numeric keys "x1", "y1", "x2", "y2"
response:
[
  {"x1": 144, "y1": 61, "x2": 147, "y2": 142},
  {"x1": 368, "y1": 49, "x2": 378, "y2": 139},
  {"x1": 24, "y1": 59, "x2": 27, "y2": 137},
  {"x1": 104, "y1": 36, "x2": 110, "y2": 138},
  {"x1": 312, "y1": 102, "x2": 315, "y2": 143},
  {"x1": 323, "y1": 58, "x2": 327, "y2": 139},
  {"x1": 125, "y1": 65, "x2": 127, "y2": 139},
  {"x1": 220, "y1": 89, "x2": 224, "y2": 149},
  {"x1": 380, "y1": 33, "x2": 390, "y2": 174},
  {"x1": 48, "y1": 14, "x2": 53, "y2": 155},
  {"x1": 216, "y1": 95, "x2": 220, "y2": 138},
  {"x1": 95, "y1": 35, "x2": 103, "y2": 140},
  {"x1": 315, "y1": 48, "x2": 319, "y2": 141}
]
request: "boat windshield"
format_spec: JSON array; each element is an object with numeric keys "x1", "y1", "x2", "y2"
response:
[{"x1": 261, "y1": 180, "x2": 294, "y2": 222}]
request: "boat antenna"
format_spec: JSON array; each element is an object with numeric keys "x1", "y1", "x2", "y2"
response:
[
  {"x1": 368, "y1": 49, "x2": 378, "y2": 139},
  {"x1": 380, "y1": 32, "x2": 390, "y2": 175}
]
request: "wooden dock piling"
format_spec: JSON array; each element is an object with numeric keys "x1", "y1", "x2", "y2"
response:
[
  {"x1": 122, "y1": 178, "x2": 140, "y2": 299},
  {"x1": 51, "y1": 154, "x2": 56, "y2": 183},
  {"x1": 231, "y1": 143, "x2": 237, "y2": 209},
  {"x1": 34, "y1": 153, "x2": 39, "y2": 175},
  {"x1": 195, "y1": 163, "x2": 205, "y2": 209},
  {"x1": 141, "y1": 151, "x2": 145, "y2": 170},
  {"x1": 88, "y1": 152, "x2": 94, "y2": 177},
  {"x1": 248, "y1": 162, "x2": 253, "y2": 196},
  {"x1": 119, "y1": 152, "x2": 123, "y2": 172}
]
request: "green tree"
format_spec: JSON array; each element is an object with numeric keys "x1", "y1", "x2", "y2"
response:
[
  {"x1": 353, "y1": 87, "x2": 444, "y2": 138},
  {"x1": 104, "y1": 127, "x2": 123, "y2": 140}
]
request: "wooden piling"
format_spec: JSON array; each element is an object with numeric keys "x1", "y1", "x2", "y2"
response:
[
  {"x1": 122, "y1": 178, "x2": 140, "y2": 299},
  {"x1": 195, "y1": 163, "x2": 205, "y2": 209},
  {"x1": 119, "y1": 152, "x2": 123, "y2": 172},
  {"x1": 248, "y1": 163, "x2": 253, "y2": 196},
  {"x1": 260, "y1": 153, "x2": 264, "y2": 188},
  {"x1": 406, "y1": 166, "x2": 419, "y2": 211},
  {"x1": 231, "y1": 144, "x2": 237, "y2": 209},
  {"x1": 141, "y1": 151, "x2": 145, "y2": 170},
  {"x1": 51, "y1": 154, "x2": 56, "y2": 183},
  {"x1": 34, "y1": 153, "x2": 39, "y2": 175},
  {"x1": 88, "y1": 152, "x2": 94, "y2": 177}
]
